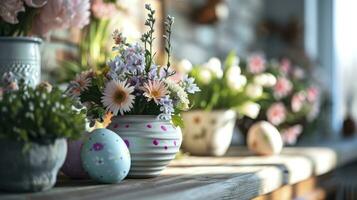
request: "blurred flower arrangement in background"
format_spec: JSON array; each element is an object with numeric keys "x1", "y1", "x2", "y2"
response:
[
  {"x1": 66, "y1": 4, "x2": 200, "y2": 127},
  {"x1": 181, "y1": 52, "x2": 262, "y2": 119},
  {"x1": 0, "y1": 0, "x2": 90, "y2": 37},
  {"x1": 239, "y1": 54, "x2": 321, "y2": 145},
  {"x1": 54, "y1": 0, "x2": 119, "y2": 82},
  {"x1": 54, "y1": 0, "x2": 141, "y2": 83}
]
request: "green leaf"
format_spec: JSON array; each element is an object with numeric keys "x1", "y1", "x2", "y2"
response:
[
  {"x1": 224, "y1": 51, "x2": 238, "y2": 69},
  {"x1": 172, "y1": 114, "x2": 184, "y2": 128}
]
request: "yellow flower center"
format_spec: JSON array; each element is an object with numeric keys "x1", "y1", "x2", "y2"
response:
[{"x1": 151, "y1": 90, "x2": 160, "y2": 98}]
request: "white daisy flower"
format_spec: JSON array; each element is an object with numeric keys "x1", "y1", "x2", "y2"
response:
[{"x1": 101, "y1": 80, "x2": 135, "y2": 115}]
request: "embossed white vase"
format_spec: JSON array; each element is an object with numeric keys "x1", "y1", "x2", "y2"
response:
[
  {"x1": 108, "y1": 115, "x2": 182, "y2": 178},
  {"x1": 0, "y1": 37, "x2": 41, "y2": 86},
  {"x1": 182, "y1": 110, "x2": 236, "y2": 156}
]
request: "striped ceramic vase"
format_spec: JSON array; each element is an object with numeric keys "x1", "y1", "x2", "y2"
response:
[{"x1": 108, "y1": 115, "x2": 182, "y2": 178}]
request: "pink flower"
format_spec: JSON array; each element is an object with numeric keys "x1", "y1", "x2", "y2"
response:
[
  {"x1": 248, "y1": 54, "x2": 266, "y2": 74},
  {"x1": 0, "y1": 0, "x2": 25, "y2": 24},
  {"x1": 31, "y1": 0, "x2": 90, "y2": 36},
  {"x1": 267, "y1": 102, "x2": 286, "y2": 125},
  {"x1": 281, "y1": 125, "x2": 303, "y2": 145},
  {"x1": 70, "y1": 0, "x2": 90, "y2": 28},
  {"x1": 274, "y1": 77, "x2": 293, "y2": 99},
  {"x1": 306, "y1": 86, "x2": 319, "y2": 103},
  {"x1": 0, "y1": 0, "x2": 47, "y2": 24},
  {"x1": 91, "y1": 0, "x2": 117, "y2": 19},
  {"x1": 280, "y1": 58, "x2": 291, "y2": 74},
  {"x1": 291, "y1": 91, "x2": 306, "y2": 112}
]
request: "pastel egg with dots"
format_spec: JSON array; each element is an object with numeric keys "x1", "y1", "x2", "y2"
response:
[{"x1": 81, "y1": 128, "x2": 131, "y2": 183}]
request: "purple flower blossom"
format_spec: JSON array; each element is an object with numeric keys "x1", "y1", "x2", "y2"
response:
[
  {"x1": 148, "y1": 65, "x2": 172, "y2": 80},
  {"x1": 148, "y1": 65, "x2": 159, "y2": 80},
  {"x1": 129, "y1": 76, "x2": 143, "y2": 89},
  {"x1": 107, "y1": 56, "x2": 126, "y2": 78},
  {"x1": 158, "y1": 95, "x2": 174, "y2": 120},
  {"x1": 123, "y1": 43, "x2": 145, "y2": 74},
  {"x1": 108, "y1": 43, "x2": 146, "y2": 80},
  {"x1": 182, "y1": 75, "x2": 200, "y2": 94}
]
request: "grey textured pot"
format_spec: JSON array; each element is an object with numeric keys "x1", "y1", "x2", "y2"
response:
[
  {"x1": 0, "y1": 37, "x2": 42, "y2": 86},
  {"x1": 108, "y1": 115, "x2": 182, "y2": 178},
  {"x1": 0, "y1": 139, "x2": 67, "y2": 192}
]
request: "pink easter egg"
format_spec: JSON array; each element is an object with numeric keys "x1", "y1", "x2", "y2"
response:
[{"x1": 61, "y1": 137, "x2": 89, "y2": 179}]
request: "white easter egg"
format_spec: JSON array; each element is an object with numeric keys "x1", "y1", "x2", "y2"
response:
[
  {"x1": 247, "y1": 121, "x2": 283, "y2": 156},
  {"x1": 81, "y1": 128, "x2": 131, "y2": 183}
]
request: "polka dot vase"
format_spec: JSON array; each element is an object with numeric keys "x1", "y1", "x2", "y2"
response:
[
  {"x1": 81, "y1": 129, "x2": 131, "y2": 183},
  {"x1": 108, "y1": 115, "x2": 182, "y2": 178}
]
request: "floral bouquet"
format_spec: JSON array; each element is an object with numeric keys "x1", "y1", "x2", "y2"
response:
[
  {"x1": 56, "y1": 0, "x2": 125, "y2": 82},
  {"x1": 0, "y1": 0, "x2": 90, "y2": 37},
  {"x1": 66, "y1": 4, "x2": 200, "y2": 127},
  {"x1": 177, "y1": 52, "x2": 261, "y2": 156},
  {"x1": 186, "y1": 52, "x2": 261, "y2": 119},
  {"x1": 239, "y1": 54, "x2": 321, "y2": 144}
]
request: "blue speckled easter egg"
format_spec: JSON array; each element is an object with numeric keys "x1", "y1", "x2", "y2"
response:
[{"x1": 81, "y1": 128, "x2": 131, "y2": 183}]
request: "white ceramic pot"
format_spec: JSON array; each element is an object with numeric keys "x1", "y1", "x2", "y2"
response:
[
  {"x1": 0, "y1": 37, "x2": 42, "y2": 86},
  {"x1": 108, "y1": 115, "x2": 182, "y2": 178},
  {"x1": 182, "y1": 110, "x2": 236, "y2": 156}
]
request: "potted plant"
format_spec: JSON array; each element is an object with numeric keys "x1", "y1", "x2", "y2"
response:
[
  {"x1": 180, "y1": 52, "x2": 262, "y2": 156},
  {"x1": 238, "y1": 54, "x2": 321, "y2": 145},
  {"x1": 0, "y1": 0, "x2": 90, "y2": 86},
  {"x1": 0, "y1": 73, "x2": 86, "y2": 192},
  {"x1": 66, "y1": 4, "x2": 200, "y2": 178}
]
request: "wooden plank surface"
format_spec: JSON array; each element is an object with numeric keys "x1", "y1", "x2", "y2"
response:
[{"x1": 1, "y1": 138, "x2": 357, "y2": 200}]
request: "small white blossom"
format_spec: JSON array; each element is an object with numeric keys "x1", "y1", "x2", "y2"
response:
[
  {"x1": 245, "y1": 84, "x2": 263, "y2": 99},
  {"x1": 238, "y1": 102, "x2": 261, "y2": 119},
  {"x1": 176, "y1": 59, "x2": 192, "y2": 74},
  {"x1": 227, "y1": 75, "x2": 247, "y2": 91},
  {"x1": 254, "y1": 73, "x2": 276, "y2": 87},
  {"x1": 204, "y1": 57, "x2": 223, "y2": 78},
  {"x1": 165, "y1": 79, "x2": 190, "y2": 110},
  {"x1": 197, "y1": 68, "x2": 212, "y2": 84}
]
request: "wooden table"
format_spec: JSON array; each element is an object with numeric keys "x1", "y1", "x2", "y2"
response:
[{"x1": 1, "y1": 138, "x2": 357, "y2": 200}]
